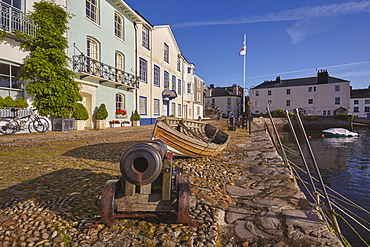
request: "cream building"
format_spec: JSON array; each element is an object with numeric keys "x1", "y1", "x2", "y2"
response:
[
  {"x1": 250, "y1": 70, "x2": 351, "y2": 116},
  {"x1": 135, "y1": 22, "x2": 185, "y2": 125}
]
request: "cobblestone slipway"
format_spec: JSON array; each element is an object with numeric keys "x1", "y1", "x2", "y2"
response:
[{"x1": 0, "y1": 120, "x2": 342, "y2": 246}]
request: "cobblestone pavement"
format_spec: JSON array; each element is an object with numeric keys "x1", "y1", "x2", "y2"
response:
[{"x1": 0, "y1": 121, "x2": 342, "y2": 246}]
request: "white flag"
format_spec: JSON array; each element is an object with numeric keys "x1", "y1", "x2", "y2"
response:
[{"x1": 239, "y1": 45, "x2": 246, "y2": 55}]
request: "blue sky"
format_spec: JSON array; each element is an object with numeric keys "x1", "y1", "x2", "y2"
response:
[{"x1": 124, "y1": 0, "x2": 370, "y2": 89}]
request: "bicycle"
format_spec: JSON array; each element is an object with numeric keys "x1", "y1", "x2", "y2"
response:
[{"x1": 0, "y1": 108, "x2": 50, "y2": 135}]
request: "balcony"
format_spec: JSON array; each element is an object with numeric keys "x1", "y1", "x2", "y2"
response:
[
  {"x1": 72, "y1": 55, "x2": 137, "y2": 89},
  {"x1": 0, "y1": 1, "x2": 37, "y2": 37}
]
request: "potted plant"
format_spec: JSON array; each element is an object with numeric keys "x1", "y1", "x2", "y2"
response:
[
  {"x1": 115, "y1": 109, "x2": 127, "y2": 118},
  {"x1": 95, "y1": 103, "x2": 108, "y2": 129},
  {"x1": 72, "y1": 103, "x2": 89, "y2": 130},
  {"x1": 121, "y1": 120, "x2": 131, "y2": 127},
  {"x1": 131, "y1": 109, "x2": 141, "y2": 126},
  {"x1": 109, "y1": 120, "x2": 120, "y2": 128}
]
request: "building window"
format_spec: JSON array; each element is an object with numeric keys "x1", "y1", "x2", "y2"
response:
[
  {"x1": 354, "y1": 100, "x2": 359, "y2": 104},
  {"x1": 365, "y1": 107, "x2": 370, "y2": 112},
  {"x1": 177, "y1": 56, "x2": 181, "y2": 72},
  {"x1": 87, "y1": 37, "x2": 99, "y2": 59},
  {"x1": 172, "y1": 75, "x2": 176, "y2": 91},
  {"x1": 139, "y1": 58, "x2": 147, "y2": 83},
  {"x1": 154, "y1": 65, "x2": 160, "y2": 87},
  {"x1": 255, "y1": 101, "x2": 259, "y2": 107},
  {"x1": 171, "y1": 102, "x2": 175, "y2": 115},
  {"x1": 142, "y1": 26, "x2": 149, "y2": 49},
  {"x1": 4, "y1": 0, "x2": 21, "y2": 9},
  {"x1": 178, "y1": 79, "x2": 182, "y2": 95},
  {"x1": 335, "y1": 97, "x2": 340, "y2": 105},
  {"x1": 354, "y1": 107, "x2": 359, "y2": 112},
  {"x1": 115, "y1": 51, "x2": 124, "y2": 71},
  {"x1": 86, "y1": 0, "x2": 98, "y2": 23},
  {"x1": 267, "y1": 90, "x2": 271, "y2": 96},
  {"x1": 0, "y1": 62, "x2": 22, "y2": 89},
  {"x1": 323, "y1": 110, "x2": 327, "y2": 116},
  {"x1": 164, "y1": 43, "x2": 169, "y2": 63},
  {"x1": 286, "y1": 89, "x2": 290, "y2": 95},
  {"x1": 197, "y1": 106, "x2": 200, "y2": 116},
  {"x1": 116, "y1": 93, "x2": 125, "y2": 111},
  {"x1": 187, "y1": 83, "x2": 192, "y2": 94},
  {"x1": 178, "y1": 104, "x2": 181, "y2": 116},
  {"x1": 139, "y1": 96, "x2": 147, "y2": 115},
  {"x1": 308, "y1": 99, "x2": 313, "y2": 104},
  {"x1": 164, "y1": 71, "x2": 169, "y2": 89},
  {"x1": 308, "y1": 87, "x2": 312, "y2": 92},
  {"x1": 154, "y1": 99, "x2": 160, "y2": 115},
  {"x1": 327, "y1": 110, "x2": 331, "y2": 115},
  {"x1": 335, "y1": 85, "x2": 340, "y2": 92},
  {"x1": 197, "y1": 79, "x2": 201, "y2": 88},
  {"x1": 227, "y1": 97, "x2": 231, "y2": 104},
  {"x1": 255, "y1": 91, "x2": 259, "y2": 96},
  {"x1": 197, "y1": 92, "x2": 201, "y2": 103},
  {"x1": 365, "y1": 100, "x2": 370, "y2": 104},
  {"x1": 187, "y1": 67, "x2": 191, "y2": 74},
  {"x1": 268, "y1": 100, "x2": 272, "y2": 106},
  {"x1": 114, "y1": 13, "x2": 124, "y2": 40},
  {"x1": 286, "y1": 100, "x2": 290, "y2": 106},
  {"x1": 314, "y1": 87, "x2": 316, "y2": 91}
]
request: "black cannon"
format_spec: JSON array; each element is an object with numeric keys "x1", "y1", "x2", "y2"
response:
[{"x1": 99, "y1": 140, "x2": 190, "y2": 224}]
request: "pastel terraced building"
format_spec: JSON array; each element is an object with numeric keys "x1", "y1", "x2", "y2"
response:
[
  {"x1": 1, "y1": 0, "x2": 204, "y2": 128},
  {"x1": 0, "y1": 0, "x2": 37, "y2": 101}
]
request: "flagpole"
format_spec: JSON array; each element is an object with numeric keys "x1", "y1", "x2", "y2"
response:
[{"x1": 243, "y1": 34, "x2": 246, "y2": 117}]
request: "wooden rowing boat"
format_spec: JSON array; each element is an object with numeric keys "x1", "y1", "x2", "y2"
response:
[{"x1": 153, "y1": 117, "x2": 230, "y2": 157}]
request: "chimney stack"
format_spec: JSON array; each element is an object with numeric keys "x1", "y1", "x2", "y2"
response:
[
  {"x1": 276, "y1": 76, "x2": 281, "y2": 83},
  {"x1": 317, "y1": 69, "x2": 329, "y2": 84}
]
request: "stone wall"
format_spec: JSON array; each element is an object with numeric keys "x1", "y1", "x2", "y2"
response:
[{"x1": 254, "y1": 116, "x2": 353, "y2": 132}]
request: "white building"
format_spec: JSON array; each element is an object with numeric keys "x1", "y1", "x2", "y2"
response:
[
  {"x1": 250, "y1": 70, "x2": 351, "y2": 116},
  {"x1": 349, "y1": 87, "x2": 370, "y2": 118},
  {"x1": 204, "y1": 84, "x2": 243, "y2": 118}
]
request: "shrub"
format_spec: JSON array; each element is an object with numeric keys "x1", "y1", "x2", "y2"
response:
[
  {"x1": 334, "y1": 114, "x2": 354, "y2": 121},
  {"x1": 269, "y1": 109, "x2": 285, "y2": 117},
  {"x1": 131, "y1": 110, "x2": 141, "y2": 121},
  {"x1": 15, "y1": 97, "x2": 28, "y2": 108},
  {"x1": 3, "y1": 96, "x2": 16, "y2": 107},
  {"x1": 95, "y1": 104, "x2": 108, "y2": 120},
  {"x1": 170, "y1": 114, "x2": 175, "y2": 117},
  {"x1": 72, "y1": 103, "x2": 89, "y2": 120}
]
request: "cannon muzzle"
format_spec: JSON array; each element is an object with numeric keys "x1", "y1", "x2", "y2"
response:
[{"x1": 120, "y1": 139, "x2": 167, "y2": 186}]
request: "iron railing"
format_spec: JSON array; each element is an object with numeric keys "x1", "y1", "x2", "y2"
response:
[
  {"x1": 0, "y1": 1, "x2": 37, "y2": 37},
  {"x1": 72, "y1": 54, "x2": 137, "y2": 88}
]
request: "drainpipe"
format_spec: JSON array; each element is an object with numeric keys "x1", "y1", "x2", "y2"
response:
[{"x1": 134, "y1": 22, "x2": 138, "y2": 118}]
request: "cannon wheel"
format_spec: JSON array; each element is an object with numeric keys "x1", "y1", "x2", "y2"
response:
[
  {"x1": 101, "y1": 180, "x2": 118, "y2": 224},
  {"x1": 177, "y1": 181, "x2": 190, "y2": 224}
]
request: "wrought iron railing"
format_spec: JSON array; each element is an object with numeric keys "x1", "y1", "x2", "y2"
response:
[
  {"x1": 0, "y1": 107, "x2": 32, "y2": 118},
  {"x1": 0, "y1": 1, "x2": 37, "y2": 37},
  {"x1": 72, "y1": 55, "x2": 137, "y2": 88}
]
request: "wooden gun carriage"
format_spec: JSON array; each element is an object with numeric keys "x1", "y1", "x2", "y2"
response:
[{"x1": 99, "y1": 140, "x2": 190, "y2": 224}]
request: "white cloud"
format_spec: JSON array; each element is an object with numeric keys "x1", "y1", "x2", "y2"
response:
[
  {"x1": 173, "y1": 1, "x2": 370, "y2": 43},
  {"x1": 173, "y1": 0, "x2": 370, "y2": 28}
]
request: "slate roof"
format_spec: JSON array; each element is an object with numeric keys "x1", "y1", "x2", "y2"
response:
[
  {"x1": 252, "y1": 76, "x2": 349, "y2": 89},
  {"x1": 351, "y1": 88, "x2": 370, "y2": 98}
]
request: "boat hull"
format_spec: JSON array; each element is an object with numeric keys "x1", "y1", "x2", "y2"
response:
[
  {"x1": 153, "y1": 117, "x2": 230, "y2": 157},
  {"x1": 322, "y1": 128, "x2": 358, "y2": 137}
]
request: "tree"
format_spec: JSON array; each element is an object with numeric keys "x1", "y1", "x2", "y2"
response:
[{"x1": 21, "y1": 1, "x2": 82, "y2": 118}]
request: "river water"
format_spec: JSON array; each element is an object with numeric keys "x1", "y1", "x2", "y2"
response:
[{"x1": 279, "y1": 127, "x2": 370, "y2": 246}]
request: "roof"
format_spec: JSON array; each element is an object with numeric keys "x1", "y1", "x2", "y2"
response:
[
  {"x1": 351, "y1": 88, "x2": 370, "y2": 98},
  {"x1": 252, "y1": 75, "x2": 349, "y2": 90},
  {"x1": 207, "y1": 85, "x2": 243, "y2": 97}
]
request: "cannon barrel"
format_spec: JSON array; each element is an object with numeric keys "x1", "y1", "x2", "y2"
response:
[{"x1": 120, "y1": 139, "x2": 167, "y2": 186}]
